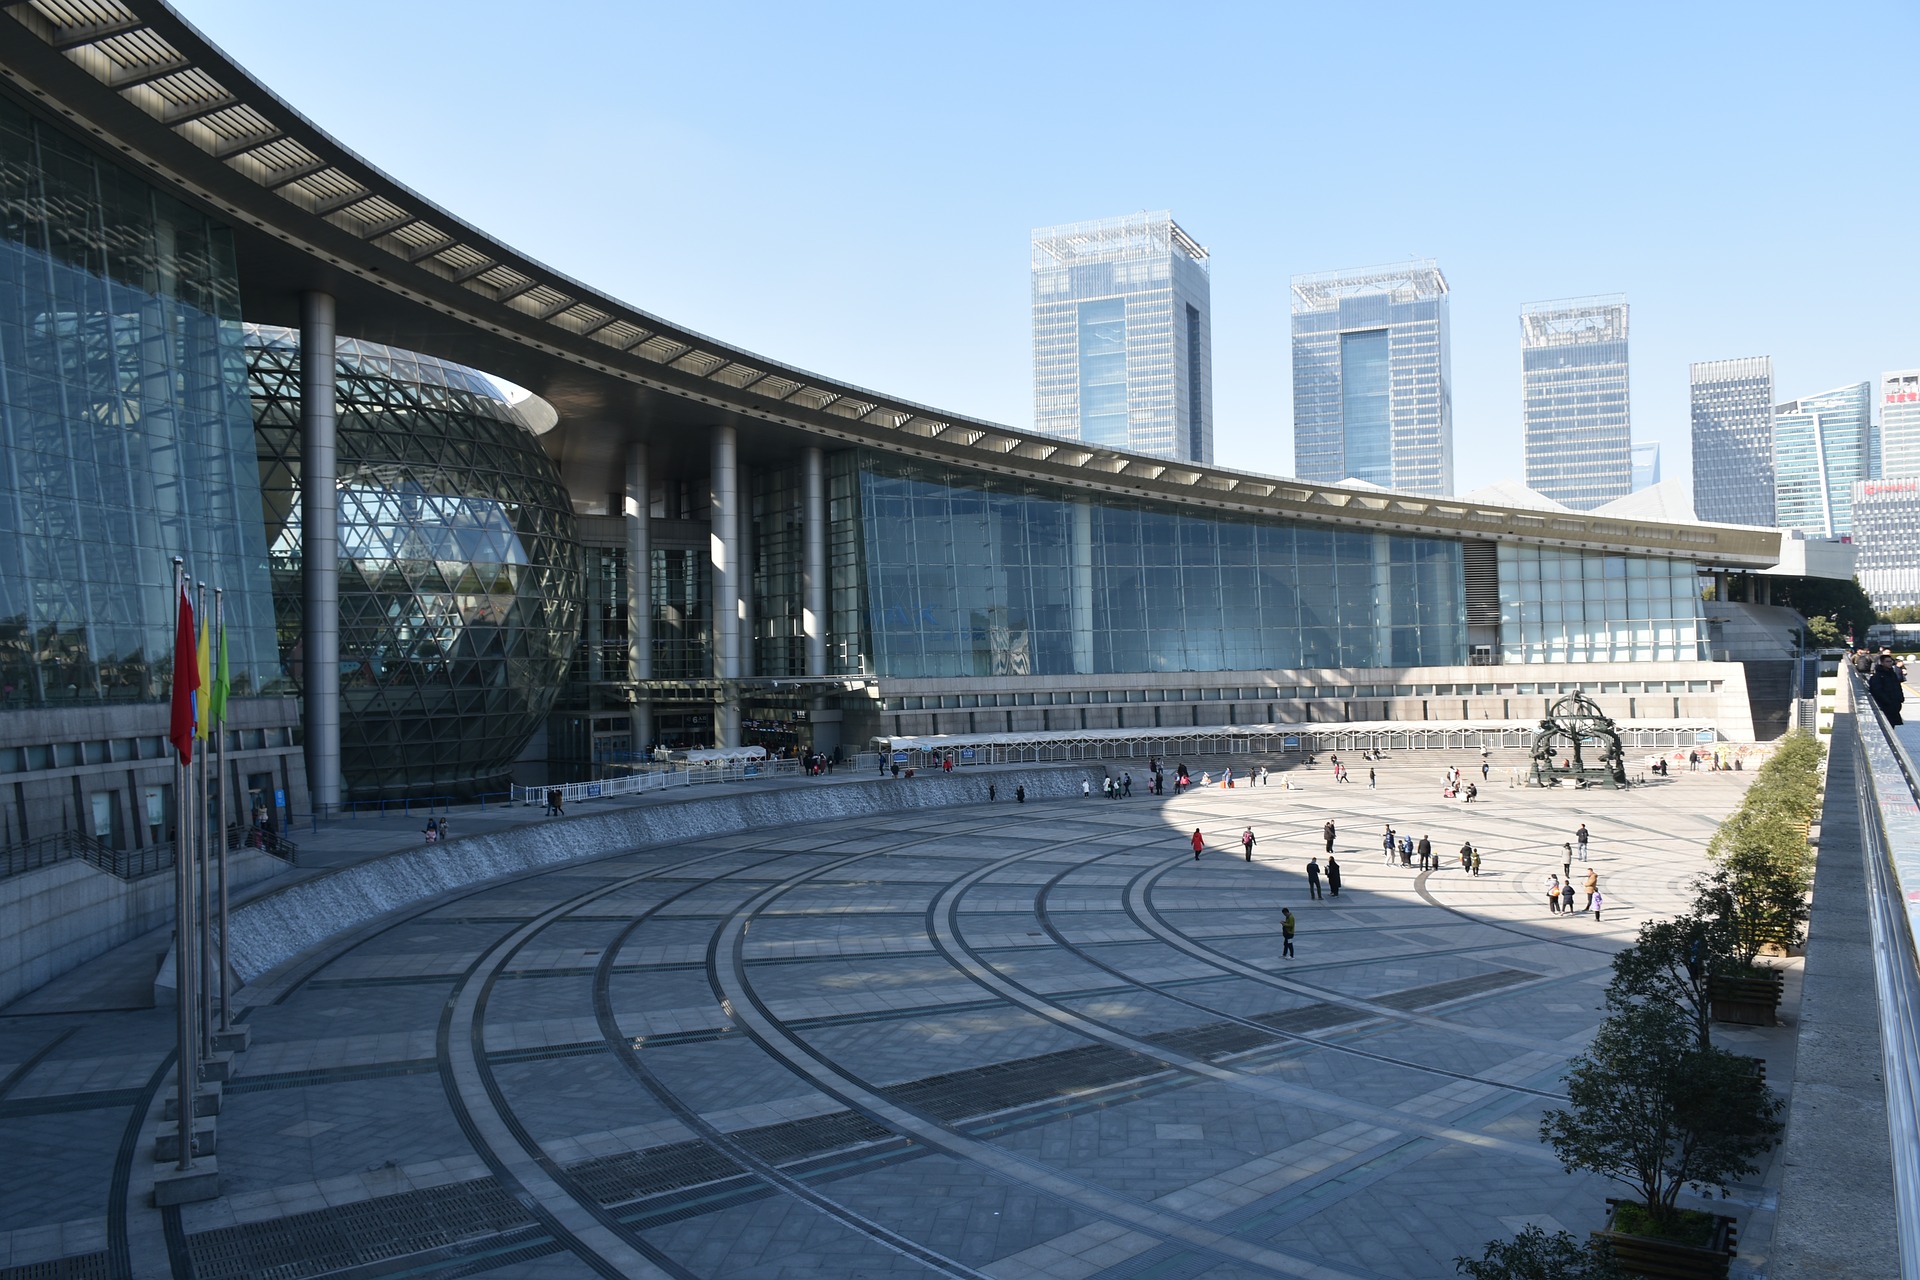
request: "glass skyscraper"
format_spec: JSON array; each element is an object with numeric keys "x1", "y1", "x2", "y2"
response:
[
  {"x1": 1774, "y1": 382, "x2": 1872, "y2": 538},
  {"x1": 1521, "y1": 296, "x2": 1632, "y2": 510},
  {"x1": 1631, "y1": 442, "x2": 1662, "y2": 492},
  {"x1": 1882, "y1": 369, "x2": 1920, "y2": 479},
  {"x1": 1032, "y1": 212, "x2": 1212, "y2": 463},
  {"x1": 1852, "y1": 478, "x2": 1920, "y2": 610},
  {"x1": 1689, "y1": 357, "x2": 1775, "y2": 525},
  {"x1": 1290, "y1": 262, "x2": 1452, "y2": 495}
]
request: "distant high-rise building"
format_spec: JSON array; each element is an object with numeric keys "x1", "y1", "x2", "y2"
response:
[
  {"x1": 1521, "y1": 296, "x2": 1631, "y2": 510},
  {"x1": 1630, "y1": 442, "x2": 1661, "y2": 492},
  {"x1": 1883, "y1": 369, "x2": 1920, "y2": 478},
  {"x1": 1774, "y1": 381, "x2": 1872, "y2": 538},
  {"x1": 1853, "y1": 477, "x2": 1920, "y2": 610},
  {"x1": 1689, "y1": 357, "x2": 1775, "y2": 525},
  {"x1": 1031, "y1": 212, "x2": 1212, "y2": 463},
  {"x1": 1290, "y1": 261, "x2": 1452, "y2": 494}
]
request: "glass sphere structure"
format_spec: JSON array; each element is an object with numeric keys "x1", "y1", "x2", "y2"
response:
[{"x1": 246, "y1": 326, "x2": 582, "y2": 798}]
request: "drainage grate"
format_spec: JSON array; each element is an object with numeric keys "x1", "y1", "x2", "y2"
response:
[
  {"x1": 1374, "y1": 968, "x2": 1536, "y2": 1011},
  {"x1": 1253, "y1": 1002, "x2": 1368, "y2": 1035},
  {"x1": 1144, "y1": 1021, "x2": 1281, "y2": 1060},
  {"x1": 567, "y1": 1140, "x2": 745, "y2": 1205},
  {"x1": 0, "y1": 1256, "x2": 110, "y2": 1280},
  {"x1": 187, "y1": 1179, "x2": 534, "y2": 1279},
  {"x1": 881, "y1": 1042, "x2": 1165, "y2": 1121}
]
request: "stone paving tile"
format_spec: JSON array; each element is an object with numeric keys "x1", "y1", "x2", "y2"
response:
[{"x1": 0, "y1": 766, "x2": 1801, "y2": 1280}]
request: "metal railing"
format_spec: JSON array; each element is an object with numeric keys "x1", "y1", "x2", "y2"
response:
[
  {"x1": 0, "y1": 830, "x2": 173, "y2": 882},
  {"x1": 1846, "y1": 670, "x2": 1920, "y2": 1278},
  {"x1": 509, "y1": 758, "x2": 801, "y2": 808},
  {"x1": 225, "y1": 824, "x2": 299, "y2": 866}
]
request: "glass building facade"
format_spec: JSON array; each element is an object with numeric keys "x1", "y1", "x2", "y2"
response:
[
  {"x1": 1522, "y1": 296, "x2": 1632, "y2": 511},
  {"x1": 1291, "y1": 262, "x2": 1453, "y2": 495},
  {"x1": 1032, "y1": 213, "x2": 1212, "y2": 463},
  {"x1": 0, "y1": 94, "x2": 279, "y2": 708},
  {"x1": 1774, "y1": 381, "x2": 1871, "y2": 538},
  {"x1": 1497, "y1": 545, "x2": 1706, "y2": 664},
  {"x1": 247, "y1": 327, "x2": 582, "y2": 796},
  {"x1": 1689, "y1": 357, "x2": 1775, "y2": 525},
  {"x1": 840, "y1": 453, "x2": 1466, "y2": 678}
]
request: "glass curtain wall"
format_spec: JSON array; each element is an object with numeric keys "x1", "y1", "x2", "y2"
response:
[
  {"x1": 850, "y1": 454, "x2": 1465, "y2": 678},
  {"x1": 0, "y1": 95, "x2": 278, "y2": 706},
  {"x1": 1496, "y1": 545, "x2": 1705, "y2": 663},
  {"x1": 749, "y1": 463, "x2": 805, "y2": 678}
]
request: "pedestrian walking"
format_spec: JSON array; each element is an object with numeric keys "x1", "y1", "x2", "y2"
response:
[
  {"x1": 1399, "y1": 833, "x2": 1414, "y2": 866},
  {"x1": 1576, "y1": 823, "x2": 1590, "y2": 861},
  {"x1": 1460, "y1": 842, "x2": 1472, "y2": 873},
  {"x1": 988, "y1": 783, "x2": 997, "y2": 802},
  {"x1": 1416, "y1": 834, "x2": 1432, "y2": 870},
  {"x1": 1368, "y1": 767, "x2": 1376, "y2": 790},
  {"x1": 1546, "y1": 874, "x2": 1562, "y2": 913},
  {"x1": 1873, "y1": 652, "x2": 1908, "y2": 726},
  {"x1": 1280, "y1": 907, "x2": 1296, "y2": 959},
  {"x1": 1590, "y1": 889, "x2": 1604, "y2": 921},
  {"x1": 1123, "y1": 773, "x2": 1133, "y2": 797},
  {"x1": 1323, "y1": 819, "x2": 1336, "y2": 854},
  {"x1": 1325, "y1": 856, "x2": 1342, "y2": 897},
  {"x1": 1242, "y1": 827, "x2": 1257, "y2": 862},
  {"x1": 1561, "y1": 878, "x2": 1576, "y2": 914},
  {"x1": 1015, "y1": 785, "x2": 1026, "y2": 804},
  {"x1": 1082, "y1": 779, "x2": 1091, "y2": 798},
  {"x1": 1191, "y1": 829, "x2": 1205, "y2": 860},
  {"x1": 1382, "y1": 826, "x2": 1396, "y2": 864},
  {"x1": 1481, "y1": 760, "x2": 1490, "y2": 781},
  {"x1": 1582, "y1": 868, "x2": 1598, "y2": 912},
  {"x1": 1470, "y1": 846, "x2": 1482, "y2": 876},
  {"x1": 1306, "y1": 857, "x2": 1323, "y2": 899}
]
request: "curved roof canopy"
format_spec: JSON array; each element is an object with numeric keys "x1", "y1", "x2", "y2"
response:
[{"x1": 0, "y1": 0, "x2": 1780, "y2": 569}]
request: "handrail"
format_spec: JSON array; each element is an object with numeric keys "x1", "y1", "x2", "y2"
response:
[
  {"x1": 1845, "y1": 670, "x2": 1920, "y2": 1279},
  {"x1": 509, "y1": 758, "x2": 801, "y2": 807},
  {"x1": 0, "y1": 830, "x2": 172, "y2": 882}
]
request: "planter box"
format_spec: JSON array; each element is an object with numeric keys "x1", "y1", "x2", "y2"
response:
[
  {"x1": 1709, "y1": 968, "x2": 1783, "y2": 1027},
  {"x1": 1594, "y1": 1200, "x2": 1738, "y2": 1279}
]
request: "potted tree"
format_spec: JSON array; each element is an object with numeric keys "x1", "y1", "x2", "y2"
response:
[
  {"x1": 1540, "y1": 1000, "x2": 1783, "y2": 1279},
  {"x1": 1455, "y1": 1225, "x2": 1623, "y2": 1278},
  {"x1": 1607, "y1": 912, "x2": 1727, "y2": 1048},
  {"x1": 1698, "y1": 820, "x2": 1810, "y2": 1027}
]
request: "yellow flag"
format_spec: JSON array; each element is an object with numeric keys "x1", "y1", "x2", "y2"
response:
[{"x1": 196, "y1": 612, "x2": 212, "y2": 740}]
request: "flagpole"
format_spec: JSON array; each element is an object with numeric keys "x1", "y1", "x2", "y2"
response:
[
  {"x1": 171, "y1": 558, "x2": 197, "y2": 1170},
  {"x1": 195, "y1": 581, "x2": 213, "y2": 1062},
  {"x1": 214, "y1": 587, "x2": 232, "y2": 1036}
]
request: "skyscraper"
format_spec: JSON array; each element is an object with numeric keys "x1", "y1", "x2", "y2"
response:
[
  {"x1": 1631, "y1": 442, "x2": 1662, "y2": 492},
  {"x1": 1521, "y1": 296, "x2": 1631, "y2": 510},
  {"x1": 1290, "y1": 262, "x2": 1452, "y2": 495},
  {"x1": 1774, "y1": 381, "x2": 1872, "y2": 538},
  {"x1": 1689, "y1": 357, "x2": 1775, "y2": 525},
  {"x1": 1031, "y1": 212, "x2": 1212, "y2": 463},
  {"x1": 1882, "y1": 368, "x2": 1920, "y2": 479}
]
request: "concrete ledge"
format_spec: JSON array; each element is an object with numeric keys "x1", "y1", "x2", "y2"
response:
[
  {"x1": 152, "y1": 1157, "x2": 219, "y2": 1206},
  {"x1": 1771, "y1": 716, "x2": 1899, "y2": 1279},
  {"x1": 226, "y1": 767, "x2": 1103, "y2": 984}
]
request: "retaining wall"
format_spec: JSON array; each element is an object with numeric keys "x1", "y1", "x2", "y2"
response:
[
  {"x1": 0, "y1": 848, "x2": 290, "y2": 1008},
  {"x1": 227, "y1": 767, "x2": 1106, "y2": 984}
]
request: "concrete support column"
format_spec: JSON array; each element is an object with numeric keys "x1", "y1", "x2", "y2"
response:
[
  {"x1": 738, "y1": 465, "x2": 754, "y2": 680},
  {"x1": 710, "y1": 426, "x2": 741, "y2": 748},
  {"x1": 802, "y1": 448, "x2": 829, "y2": 678},
  {"x1": 1070, "y1": 499, "x2": 1094, "y2": 676},
  {"x1": 625, "y1": 443, "x2": 652, "y2": 753},
  {"x1": 299, "y1": 292, "x2": 340, "y2": 810}
]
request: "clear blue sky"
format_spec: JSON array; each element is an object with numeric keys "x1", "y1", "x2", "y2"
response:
[{"x1": 176, "y1": 1, "x2": 1919, "y2": 500}]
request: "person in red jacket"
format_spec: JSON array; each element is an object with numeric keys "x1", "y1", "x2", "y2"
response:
[{"x1": 1191, "y1": 829, "x2": 1204, "y2": 860}]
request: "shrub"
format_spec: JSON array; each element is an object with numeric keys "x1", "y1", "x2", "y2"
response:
[{"x1": 1455, "y1": 1225, "x2": 1624, "y2": 1279}]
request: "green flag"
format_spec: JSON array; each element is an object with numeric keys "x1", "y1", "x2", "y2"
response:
[{"x1": 209, "y1": 621, "x2": 231, "y2": 727}]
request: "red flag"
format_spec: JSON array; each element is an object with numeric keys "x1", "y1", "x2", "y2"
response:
[{"x1": 169, "y1": 585, "x2": 200, "y2": 765}]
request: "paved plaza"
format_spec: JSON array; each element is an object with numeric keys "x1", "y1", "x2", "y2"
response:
[{"x1": 0, "y1": 759, "x2": 1785, "y2": 1279}]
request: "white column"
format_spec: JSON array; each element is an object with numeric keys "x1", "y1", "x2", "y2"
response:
[
  {"x1": 625, "y1": 443, "x2": 652, "y2": 752},
  {"x1": 803, "y1": 448, "x2": 829, "y2": 678},
  {"x1": 299, "y1": 291, "x2": 340, "y2": 810},
  {"x1": 710, "y1": 427, "x2": 740, "y2": 747}
]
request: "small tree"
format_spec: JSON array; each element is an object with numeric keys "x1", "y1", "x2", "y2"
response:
[
  {"x1": 1696, "y1": 826, "x2": 1813, "y2": 969},
  {"x1": 1608, "y1": 914, "x2": 1728, "y2": 1048},
  {"x1": 1541, "y1": 1000, "x2": 1784, "y2": 1237},
  {"x1": 1455, "y1": 1226, "x2": 1624, "y2": 1279},
  {"x1": 1805, "y1": 615, "x2": 1841, "y2": 647}
]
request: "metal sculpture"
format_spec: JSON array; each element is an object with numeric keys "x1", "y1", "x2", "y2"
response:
[{"x1": 1529, "y1": 691, "x2": 1629, "y2": 788}]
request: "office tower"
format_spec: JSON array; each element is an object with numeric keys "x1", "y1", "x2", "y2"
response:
[
  {"x1": 1853, "y1": 479, "x2": 1920, "y2": 610},
  {"x1": 1290, "y1": 261, "x2": 1453, "y2": 495},
  {"x1": 1032, "y1": 212, "x2": 1212, "y2": 462},
  {"x1": 1689, "y1": 357, "x2": 1775, "y2": 525},
  {"x1": 1521, "y1": 296, "x2": 1631, "y2": 510},
  {"x1": 1884, "y1": 369, "x2": 1920, "y2": 478},
  {"x1": 1774, "y1": 382, "x2": 1872, "y2": 537},
  {"x1": 1631, "y1": 442, "x2": 1661, "y2": 491}
]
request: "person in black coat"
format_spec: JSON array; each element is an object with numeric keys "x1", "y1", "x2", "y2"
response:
[
  {"x1": 1325, "y1": 855, "x2": 1342, "y2": 897},
  {"x1": 1870, "y1": 652, "x2": 1907, "y2": 726}
]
